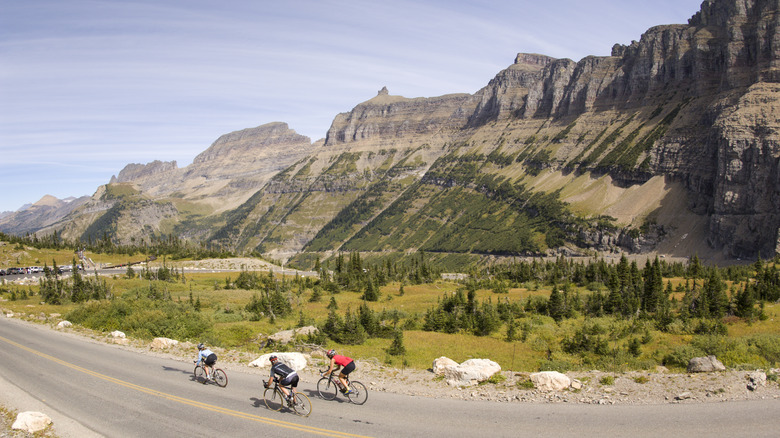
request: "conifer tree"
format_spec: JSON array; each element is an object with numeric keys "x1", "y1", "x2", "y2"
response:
[
  {"x1": 387, "y1": 330, "x2": 406, "y2": 356},
  {"x1": 548, "y1": 286, "x2": 564, "y2": 322}
]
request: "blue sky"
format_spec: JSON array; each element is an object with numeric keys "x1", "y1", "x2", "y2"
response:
[{"x1": 0, "y1": 0, "x2": 704, "y2": 213}]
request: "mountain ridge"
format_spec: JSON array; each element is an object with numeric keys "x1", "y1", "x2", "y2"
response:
[{"x1": 1, "y1": 0, "x2": 777, "y2": 264}]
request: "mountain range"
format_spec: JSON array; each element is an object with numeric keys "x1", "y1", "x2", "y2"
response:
[{"x1": 2, "y1": 0, "x2": 778, "y2": 266}]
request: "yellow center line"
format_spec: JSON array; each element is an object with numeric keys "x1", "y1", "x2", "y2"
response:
[{"x1": 0, "y1": 334, "x2": 370, "y2": 438}]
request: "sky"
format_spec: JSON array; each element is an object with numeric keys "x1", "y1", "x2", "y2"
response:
[{"x1": 0, "y1": 0, "x2": 705, "y2": 213}]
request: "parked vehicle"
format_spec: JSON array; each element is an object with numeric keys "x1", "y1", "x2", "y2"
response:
[{"x1": 0, "y1": 269, "x2": 6, "y2": 276}]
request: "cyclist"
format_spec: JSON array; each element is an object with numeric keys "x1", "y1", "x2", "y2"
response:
[
  {"x1": 323, "y1": 349, "x2": 355, "y2": 394},
  {"x1": 264, "y1": 355, "x2": 299, "y2": 404},
  {"x1": 195, "y1": 343, "x2": 218, "y2": 381}
]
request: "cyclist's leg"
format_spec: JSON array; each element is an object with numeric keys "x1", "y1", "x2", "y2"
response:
[
  {"x1": 289, "y1": 375, "x2": 300, "y2": 396},
  {"x1": 338, "y1": 372, "x2": 349, "y2": 390},
  {"x1": 339, "y1": 361, "x2": 356, "y2": 391}
]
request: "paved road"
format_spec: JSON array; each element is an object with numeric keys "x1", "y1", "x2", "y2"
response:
[
  {"x1": 1, "y1": 266, "x2": 318, "y2": 283},
  {"x1": 1, "y1": 317, "x2": 778, "y2": 437}
]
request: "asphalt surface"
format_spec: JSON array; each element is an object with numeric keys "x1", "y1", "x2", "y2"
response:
[{"x1": 1, "y1": 317, "x2": 779, "y2": 437}]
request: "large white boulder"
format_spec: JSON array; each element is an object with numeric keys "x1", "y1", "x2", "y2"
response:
[
  {"x1": 432, "y1": 356, "x2": 459, "y2": 375},
  {"x1": 443, "y1": 358, "x2": 501, "y2": 387},
  {"x1": 12, "y1": 411, "x2": 52, "y2": 433},
  {"x1": 530, "y1": 371, "x2": 572, "y2": 391},
  {"x1": 56, "y1": 320, "x2": 72, "y2": 329},
  {"x1": 250, "y1": 352, "x2": 308, "y2": 371},
  {"x1": 150, "y1": 337, "x2": 178, "y2": 349},
  {"x1": 110, "y1": 330, "x2": 126, "y2": 338}
]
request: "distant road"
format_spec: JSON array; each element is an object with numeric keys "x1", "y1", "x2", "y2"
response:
[
  {"x1": 1, "y1": 318, "x2": 779, "y2": 437},
  {"x1": 1, "y1": 265, "x2": 318, "y2": 284}
]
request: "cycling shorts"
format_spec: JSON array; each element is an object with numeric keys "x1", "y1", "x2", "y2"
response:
[
  {"x1": 280, "y1": 374, "x2": 299, "y2": 388},
  {"x1": 340, "y1": 361, "x2": 355, "y2": 376},
  {"x1": 204, "y1": 353, "x2": 217, "y2": 366}
]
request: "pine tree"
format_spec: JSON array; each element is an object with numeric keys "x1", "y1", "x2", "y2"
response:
[
  {"x1": 387, "y1": 330, "x2": 406, "y2": 356},
  {"x1": 340, "y1": 309, "x2": 367, "y2": 345},
  {"x1": 548, "y1": 286, "x2": 564, "y2": 322},
  {"x1": 361, "y1": 280, "x2": 379, "y2": 301},
  {"x1": 734, "y1": 282, "x2": 755, "y2": 318},
  {"x1": 309, "y1": 286, "x2": 323, "y2": 303},
  {"x1": 505, "y1": 316, "x2": 517, "y2": 342},
  {"x1": 703, "y1": 268, "x2": 728, "y2": 318}
]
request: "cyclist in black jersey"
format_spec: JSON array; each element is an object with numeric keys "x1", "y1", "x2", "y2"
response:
[{"x1": 264, "y1": 355, "x2": 299, "y2": 402}]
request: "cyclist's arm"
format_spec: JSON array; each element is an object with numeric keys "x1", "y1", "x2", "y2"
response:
[{"x1": 324, "y1": 362, "x2": 341, "y2": 376}]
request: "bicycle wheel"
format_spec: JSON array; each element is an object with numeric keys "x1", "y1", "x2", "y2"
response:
[
  {"x1": 317, "y1": 377, "x2": 338, "y2": 400},
  {"x1": 347, "y1": 381, "x2": 368, "y2": 405},
  {"x1": 213, "y1": 368, "x2": 228, "y2": 387},
  {"x1": 263, "y1": 388, "x2": 283, "y2": 411},
  {"x1": 292, "y1": 392, "x2": 312, "y2": 417},
  {"x1": 193, "y1": 365, "x2": 206, "y2": 383}
]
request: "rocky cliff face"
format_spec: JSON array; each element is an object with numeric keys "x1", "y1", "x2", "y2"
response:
[
  {"x1": 449, "y1": 0, "x2": 780, "y2": 258},
  {"x1": 325, "y1": 87, "x2": 477, "y2": 146}
]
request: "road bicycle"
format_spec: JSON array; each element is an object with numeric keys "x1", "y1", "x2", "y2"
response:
[
  {"x1": 317, "y1": 371, "x2": 368, "y2": 405},
  {"x1": 193, "y1": 363, "x2": 228, "y2": 387},
  {"x1": 263, "y1": 381, "x2": 312, "y2": 417}
]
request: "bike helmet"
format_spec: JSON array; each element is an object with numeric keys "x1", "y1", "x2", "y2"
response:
[
  {"x1": 326, "y1": 349, "x2": 336, "y2": 358},
  {"x1": 269, "y1": 355, "x2": 278, "y2": 363},
  {"x1": 197, "y1": 343, "x2": 205, "y2": 349}
]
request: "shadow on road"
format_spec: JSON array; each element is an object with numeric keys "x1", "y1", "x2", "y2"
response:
[
  {"x1": 161, "y1": 365, "x2": 193, "y2": 376},
  {"x1": 161, "y1": 364, "x2": 201, "y2": 383},
  {"x1": 250, "y1": 397, "x2": 295, "y2": 413}
]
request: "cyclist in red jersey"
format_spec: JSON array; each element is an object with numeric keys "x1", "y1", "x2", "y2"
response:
[{"x1": 323, "y1": 349, "x2": 355, "y2": 394}]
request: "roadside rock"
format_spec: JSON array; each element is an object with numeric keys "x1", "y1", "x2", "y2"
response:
[
  {"x1": 56, "y1": 320, "x2": 72, "y2": 329},
  {"x1": 12, "y1": 411, "x2": 51, "y2": 433},
  {"x1": 432, "y1": 356, "x2": 459, "y2": 375},
  {"x1": 250, "y1": 352, "x2": 308, "y2": 371},
  {"x1": 150, "y1": 337, "x2": 178, "y2": 349},
  {"x1": 443, "y1": 358, "x2": 501, "y2": 387},
  {"x1": 531, "y1": 371, "x2": 571, "y2": 391},
  {"x1": 687, "y1": 355, "x2": 726, "y2": 373},
  {"x1": 746, "y1": 371, "x2": 767, "y2": 391}
]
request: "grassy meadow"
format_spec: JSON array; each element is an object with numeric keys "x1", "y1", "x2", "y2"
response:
[{"x1": 2, "y1": 241, "x2": 779, "y2": 373}]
